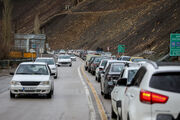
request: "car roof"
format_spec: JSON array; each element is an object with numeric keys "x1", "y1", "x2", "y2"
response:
[
  {"x1": 36, "y1": 57, "x2": 54, "y2": 59},
  {"x1": 20, "y1": 62, "x2": 47, "y2": 65}
]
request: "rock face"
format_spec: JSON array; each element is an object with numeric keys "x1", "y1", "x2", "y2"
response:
[{"x1": 1, "y1": 0, "x2": 180, "y2": 60}]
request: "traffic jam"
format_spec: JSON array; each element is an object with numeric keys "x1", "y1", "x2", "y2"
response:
[
  {"x1": 0, "y1": 1, "x2": 180, "y2": 119},
  {"x1": 7, "y1": 49, "x2": 179, "y2": 120}
]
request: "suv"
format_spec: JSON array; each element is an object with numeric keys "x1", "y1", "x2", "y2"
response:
[
  {"x1": 95, "y1": 59, "x2": 109, "y2": 82},
  {"x1": 111, "y1": 65, "x2": 140, "y2": 119},
  {"x1": 57, "y1": 55, "x2": 72, "y2": 67},
  {"x1": 35, "y1": 57, "x2": 58, "y2": 79},
  {"x1": 122, "y1": 62, "x2": 180, "y2": 120},
  {"x1": 10, "y1": 62, "x2": 54, "y2": 98},
  {"x1": 100, "y1": 63, "x2": 125, "y2": 98}
]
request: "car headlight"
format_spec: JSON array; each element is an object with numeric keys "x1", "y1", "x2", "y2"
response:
[
  {"x1": 40, "y1": 81, "x2": 50, "y2": 85},
  {"x1": 10, "y1": 81, "x2": 20, "y2": 85}
]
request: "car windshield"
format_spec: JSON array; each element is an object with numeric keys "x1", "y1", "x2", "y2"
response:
[
  {"x1": 94, "y1": 58, "x2": 101, "y2": 63},
  {"x1": 59, "y1": 56, "x2": 70, "y2": 59},
  {"x1": 128, "y1": 69, "x2": 138, "y2": 82},
  {"x1": 131, "y1": 58, "x2": 145, "y2": 62},
  {"x1": 111, "y1": 65, "x2": 124, "y2": 72},
  {"x1": 101, "y1": 60, "x2": 107, "y2": 67},
  {"x1": 122, "y1": 57, "x2": 130, "y2": 61},
  {"x1": 36, "y1": 59, "x2": 54, "y2": 65},
  {"x1": 16, "y1": 64, "x2": 49, "y2": 75}
]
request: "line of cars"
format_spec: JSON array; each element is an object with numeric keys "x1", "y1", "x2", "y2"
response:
[
  {"x1": 82, "y1": 53, "x2": 180, "y2": 120},
  {"x1": 9, "y1": 52, "x2": 76, "y2": 99}
]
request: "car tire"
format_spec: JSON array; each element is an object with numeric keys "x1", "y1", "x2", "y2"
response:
[
  {"x1": 100, "y1": 83, "x2": 104, "y2": 95},
  {"x1": 54, "y1": 75, "x2": 57, "y2": 79},
  {"x1": 117, "y1": 114, "x2": 122, "y2": 120},
  {"x1": 47, "y1": 91, "x2": 52, "y2": 99},
  {"x1": 95, "y1": 76, "x2": 97, "y2": 81},
  {"x1": 85, "y1": 67, "x2": 87, "y2": 71},
  {"x1": 104, "y1": 93, "x2": 109, "y2": 99},
  {"x1": 111, "y1": 105, "x2": 117, "y2": 118},
  {"x1": 10, "y1": 92, "x2": 15, "y2": 98},
  {"x1": 69, "y1": 64, "x2": 72, "y2": 67}
]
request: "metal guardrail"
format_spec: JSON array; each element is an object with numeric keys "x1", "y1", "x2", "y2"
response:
[{"x1": 0, "y1": 59, "x2": 33, "y2": 69}]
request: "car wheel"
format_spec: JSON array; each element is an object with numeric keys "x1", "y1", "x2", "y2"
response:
[
  {"x1": 104, "y1": 93, "x2": 109, "y2": 99},
  {"x1": 97, "y1": 77, "x2": 100, "y2": 82},
  {"x1": 117, "y1": 114, "x2": 122, "y2": 120},
  {"x1": 95, "y1": 76, "x2": 97, "y2": 81},
  {"x1": 54, "y1": 75, "x2": 57, "y2": 79},
  {"x1": 85, "y1": 67, "x2": 87, "y2": 71},
  {"x1": 69, "y1": 64, "x2": 72, "y2": 67},
  {"x1": 10, "y1": 92, "x2": 15, "y2": 98},
  {"x1": 47, "y1": 91, "x2": 52, "y2": 98},
  {"x1": 100, "y1": 83, "x2": 104, "y2": 95},
  {"x1": 111, "y1": 105, "x2": 117, "y2": 118}
]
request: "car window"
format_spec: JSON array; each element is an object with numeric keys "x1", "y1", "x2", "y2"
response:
[
  {"x1": 150, "y1": 72, "x2": 180, "y2": 93},
  {"x1": 131, "y1": 67, "x2": 146, "y2": 86},
  {"x1": 36, "y1": 59, "x2": 54, "y2": 65},
  {"x1": 59, "y1": 56, "x2": 70, "y2": 59},
  {"x1": 101, "y1": 60, "x2": 107, "y2": 67},
  {"x1": 122, "y1": 57, "x2": 130, "y2": 61},
  {"x1": 16, "y1": 64, "x2": 49, "y2": 75},
  {"x1": 128, "y1": 70, "x2": 138, "y2": 83},
  {"x1": 111, "y1": 65, "x2": 124, "y2": 72}
]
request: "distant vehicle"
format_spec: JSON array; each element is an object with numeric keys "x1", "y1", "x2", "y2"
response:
[
  {"x1": 59, "y1": 50, "x2": 66, "y2": 54},
  {"x1": 118, "y1": 56, "x2": 131, "y2": 61},
  {"x1": 95, "y1": 59, "x2": 109, "y2": 82},
  {"x1": 100, "y1": 63, "x2": 125, "y2": 98},
  {"x1": 70, "y1": 54, "x2": 76, "y2": 61},
  {"x1": 84, "y1": 54, "x2": 100, "y2": 71},
  {"x1": 122, "y1": 62, "x2": 180, "y2": 120},
  {"x1": 57, "y1": 55, "x2": 72, "y2": 67},
  {"x1": 130, "y1": 57, "x2": 145, "y2": 62},
  {"x1": 111, "y1": 65, "x2": 140, "y2": 119},
  {"x1": 9, "y1": 62, "x2": 54, "y2": 98},
  {"x1": 90, "y1": 57, "x2": 104, "y2": 75},
  {"x1": 35, "y1": 57, "x2": 58, "y2": 79}
]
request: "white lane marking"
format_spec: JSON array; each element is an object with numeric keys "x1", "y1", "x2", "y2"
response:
[{"x1": 78, "y1": 67, "x2": 96, "y2": 120}]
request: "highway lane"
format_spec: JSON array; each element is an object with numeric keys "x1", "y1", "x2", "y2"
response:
[
  {"x1": 0, "y1": 59, "x2": 91, "y2": 120},
  {"x1": 0, "y1": 57, "x2": 113, "y2": 120}
]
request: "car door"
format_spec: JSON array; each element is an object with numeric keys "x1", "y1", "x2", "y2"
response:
[{"x1": 122, "y1": 67, "x2": 147, "y2": 120}]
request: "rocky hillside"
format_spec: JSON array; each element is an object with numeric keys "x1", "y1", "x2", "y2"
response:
[{"x1": 1, "y1": 0, "x2": 180, "y2": 60}]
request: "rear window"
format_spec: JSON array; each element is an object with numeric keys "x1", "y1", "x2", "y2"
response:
[
  {"x1": 150, "y1": 72, "x2": 180, "y2": 93},
  {"x1": 111, "y1": 65, "x2": 124, "y2": 72}
]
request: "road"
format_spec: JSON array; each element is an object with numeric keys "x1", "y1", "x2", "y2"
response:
[{"x1": 0, "y1": 57, "x2": 112, "y2": 120}]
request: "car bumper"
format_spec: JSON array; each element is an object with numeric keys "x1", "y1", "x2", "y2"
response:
[
  {"x1": 58, "y1": 62, "x2": 72, "y2": 65},
  {"x1": 10, "y1": 85, "x2": 51, "y2": 95}
]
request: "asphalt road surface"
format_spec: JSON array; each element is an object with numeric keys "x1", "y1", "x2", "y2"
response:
[{"x1": 0, "y1": 57, "x2": 112, "y2": 120}]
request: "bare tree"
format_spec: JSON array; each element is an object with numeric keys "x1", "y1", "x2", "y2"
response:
[
  {"x1": 1, "y1": 0, "x2": 12, "y2": 59},
  {"x1": 34, "y1": 13, "x2": 41, "y2": 34}
]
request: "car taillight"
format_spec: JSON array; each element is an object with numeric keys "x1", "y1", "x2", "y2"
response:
[
  {"x1": 99, "y1": 68, "x2": 104, "y2": 71},
  {"x1": 140, "y1": 90, "x2": 168, "y2": 104}
]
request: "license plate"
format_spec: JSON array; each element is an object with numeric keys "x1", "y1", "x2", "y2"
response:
[{"x1": 23, "y1": 87, "x2": 36, "y2": 90}]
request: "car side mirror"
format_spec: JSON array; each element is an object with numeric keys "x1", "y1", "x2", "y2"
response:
[
  {"x1": 51, "y1": 73, "x2": 55, "y2": 76},
  {"x1": 117, "y1": 78, "x2": 127, "y2": 86},
  {"x1": 9, "y1": 72, "x2": 14, "y2": 75}
]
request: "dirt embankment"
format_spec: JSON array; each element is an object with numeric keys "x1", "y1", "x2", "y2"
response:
[
  {"x1": 1, "y1": 0, "x2": 180, "y2": 60},
  {"x1": 43, "y1": 0, "x2": 180, "y2": 60}
]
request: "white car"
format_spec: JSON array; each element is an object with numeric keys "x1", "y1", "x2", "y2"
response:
[
  {"x1": 70, "y1": 54, "x2": 76, "y2": 61},
  {"x1": 10, "y1": 62, "x2": 54, "y2": 98},
  {"x1": 111, "y1": 65, "x2": 140, "y2": 119},
  {"x1": 35, "y1": 57, "x2": 58, "y2": 79},
  {"x1": 57, "y1": 55, "x2": 72, "y2": 67},
  {"x1": 95, "y1": 59, "x2": 109, "y2": 82},
  {"x1": 122, "y1": 62, "x2": 180, "y2": 120}
]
